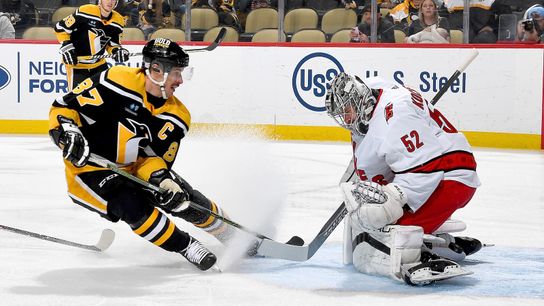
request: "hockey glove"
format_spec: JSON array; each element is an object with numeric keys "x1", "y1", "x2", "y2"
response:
[
  {"x1": 150, "y1": 169, "x2": 191, "y2": 213},
  {"x1": 53, "y1": 117, "x2": 90, "y2": 167},
  {"x1": 341, "y1": 181, "x2": 406, "y2": 230},
  {"x1": 112, "y1": 47, "x2": 130, "y2": 63},
  {"x1": 60, "y1": 41, "x2": 78, "y2": 66}
]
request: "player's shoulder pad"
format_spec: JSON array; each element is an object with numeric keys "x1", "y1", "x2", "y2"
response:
[
  {"x1": 104, "y1": 66, "x2": 146, "y2": 98},
  {"x1": 110, "y1": 10, "x2": 126, "y2": 27},
  {"x1": 162, "y1": 97, "x2": 191, "y2": 129},
  {"x1": 77, "y1": 4, "x2": 100, "y2": 17}
]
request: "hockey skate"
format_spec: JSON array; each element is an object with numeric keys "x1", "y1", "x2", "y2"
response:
[
  {"x1": 180, "y1": 237, "x2": 217, "y2": 271},
  {"x1": 401, "y1": 251, "x2": 473, "y2": 286},
  {"x1": 424, "y1": 233, "x2": 483, "y2": 261}
]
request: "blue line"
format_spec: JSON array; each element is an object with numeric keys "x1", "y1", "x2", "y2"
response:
[{"x1": 17, "y1": 52, "x2": 20, "y2": 103}]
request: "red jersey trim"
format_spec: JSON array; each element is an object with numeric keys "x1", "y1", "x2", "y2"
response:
[{"x1": 395, "y1": 151, "x2": 477, "y2": 174}]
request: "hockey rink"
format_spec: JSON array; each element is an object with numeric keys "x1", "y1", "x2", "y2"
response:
[{"x1": 0, "y1": 134, "x2": 542, "y2": 305}]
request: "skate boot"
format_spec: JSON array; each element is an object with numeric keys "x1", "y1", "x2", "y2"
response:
[
  {"x1": 180, "y1": 237, "x2": 217, "y2": 271},
  {"x1": 401, "y1": 251, "x2": 473, "y2": 286},
  {"x1": 424, "y1": 233, "x2": 482, "y2": 261},
  {"x1": 454, "y1": 236, "x2": 482, "y2": 256}
]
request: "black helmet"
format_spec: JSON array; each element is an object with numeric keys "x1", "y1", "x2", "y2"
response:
[{"x1": 142, "y1": 38, "x2": 189, "y2": 72}]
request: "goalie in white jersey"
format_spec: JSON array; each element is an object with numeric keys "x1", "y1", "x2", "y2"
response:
[{"x1": 325, "y1": 72, "x2": 482, "y2": 285}]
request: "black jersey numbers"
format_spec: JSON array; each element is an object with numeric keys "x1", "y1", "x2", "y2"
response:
[{"x1": 72, "y1": 79, "x2": 104, "y2": 107}]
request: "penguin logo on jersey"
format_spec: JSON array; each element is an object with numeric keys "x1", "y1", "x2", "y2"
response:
[
  {"x1": 292, "y1": 53, "x2": 344, "y2": 112},
  {"x1": 0, "y1": 65, "x2": 11, "y2": 91}
]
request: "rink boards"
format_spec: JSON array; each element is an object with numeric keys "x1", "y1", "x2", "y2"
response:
[{"x1": 0, "y1": 41, "x2": 542, "y2": 149}]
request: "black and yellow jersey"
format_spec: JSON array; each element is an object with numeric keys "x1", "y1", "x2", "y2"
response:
[
  {"x1": 49, "y1": 66, "x2": 191, "y2": 182},
  {"x1": 55, "y1": 4, "x2": 126, "y2": 69}
]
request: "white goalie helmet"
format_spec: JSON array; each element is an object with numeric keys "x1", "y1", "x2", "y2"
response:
[{"x1": 325, "y1": 72, "x2": 377, "y2": 136}]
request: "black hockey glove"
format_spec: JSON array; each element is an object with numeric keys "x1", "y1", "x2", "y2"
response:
[
  {"x1": 51, "y1": 117, "x2": 90, "y2": 167},
  {"x1": 112, "y1": 47, "x2": 130, "y2": 63},
  {"x1": 60, "y1": 41, "x2": 77, "y2": 66},
  {"x1": 150, "y1": 169, "x2": 191, "y2": 213}
]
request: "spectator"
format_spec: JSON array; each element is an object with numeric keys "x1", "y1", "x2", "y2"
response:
[
  {"x1": 352, "y1": 5, "x2": 395, "y2": 43},
  {"x1": 137, "y1": 0, "x2": 173, "y2": 39},
  {"x1": 349, "y1": 26, "x2": 369, "y2": 42},
  {"x1": 443, "y1": 0, "x2": 511, "y2": 43},
  {"x1": 517, "y1": 4, "x2": 544, "y2": 43},
  {"x1": 389, "y1": 0, "x2": 423, "y2": 32},
  {"x1": 0, "y1": 0, "x2": 35, "y2": 38},
  {"x1": 0, "y1": 12, "x2": 15, "y2": 38},
  {"x1": 211, "y1": 0, "x2": 241, "y2": 31},
  {"x1": 406, "y1": 0, "x2": 450, "y2": 43}
]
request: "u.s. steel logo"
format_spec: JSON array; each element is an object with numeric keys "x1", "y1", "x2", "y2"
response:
[
  {"x1": 0, "y1": 65, "x2": 11, "y2": 90},
  {"x1": 292, "y1": 52, "x2": 344, "y2": 112}
]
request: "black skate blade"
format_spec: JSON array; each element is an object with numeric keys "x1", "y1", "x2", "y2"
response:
[{"x1": 286, "y1": 236, "x2": 305, "y2": 246}]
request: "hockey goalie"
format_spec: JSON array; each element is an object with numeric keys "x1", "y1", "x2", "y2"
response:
[{"x1": 325, "y1": 72, "x2": 483, "y2": 285}]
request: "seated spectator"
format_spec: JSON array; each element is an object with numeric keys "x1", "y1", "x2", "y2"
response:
[
  {"x1": 516, "y1": 4, "x2": 544, "y2": 43},
  {"x1": 349, "y1": 26, "x2": 369, "y2": 42},
  {"x1": 352, "y1": 5, "x2": 395, "y2": 42},
  {"x1": 211, "y1": 0, "x2": 241, "y2": 31},
  {"x1": 443, "y1": 0, "x2": 511, "y2": 43},
  {"x1": 388, "y1": 0, "x2": 423, "y2": 32},
  {"x1": 406, "y1": 0, "x2": 449, "y2": 43},
  {"x1": 137, "y1": 0, "x2": 173, "y2": 39},
  {"x1": 0, "y1": 0, "x2": 35, "y2": 38},
  {"x1": 0, "y1": 11, "x2": 15, "y2": 38}
]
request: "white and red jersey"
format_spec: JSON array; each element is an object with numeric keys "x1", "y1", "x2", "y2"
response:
[{"x1": 351, "y1": 78, "x2": 480, "y2": 212}]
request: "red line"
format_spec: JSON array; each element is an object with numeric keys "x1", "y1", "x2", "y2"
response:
[{"x1": 2, "y1": 40, "x2": 544, "y2": 49}]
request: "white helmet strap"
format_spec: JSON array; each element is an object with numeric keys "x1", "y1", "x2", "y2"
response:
[{"x1": 145, "y1": 68, "x2": 169, "y2": 99}]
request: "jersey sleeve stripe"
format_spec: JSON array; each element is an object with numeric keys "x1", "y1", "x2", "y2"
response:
[
  {"x1": 100, "y1": 70, "x2": 143, "y2": 104},
  {"x1": 156, "y1": 113, "x2": 189, "y2": 134},
  {"x1": 109, "y1": 22, "x2": 124, "y2": 31},
  {"x1": 76, "y1": 11, "x2": 104, "y2": 23},
  {"x1": 394, "y1": 151, "x2": 477, "y2": 174}
]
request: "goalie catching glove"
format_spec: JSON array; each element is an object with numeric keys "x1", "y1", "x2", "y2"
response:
[
  {"x1": 149, "y1": 169, "x2": 191, "y2": 214},
  {"x1": 49, "y1": 116, "x2": 90, "y2": 168},
  {"x1": 341, "y1": 181, "x2": 407, "y2": 230}
]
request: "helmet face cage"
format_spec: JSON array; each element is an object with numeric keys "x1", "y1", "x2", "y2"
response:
[{"x1": 325, "y1": 73, "x2": 376, "y2": 136}]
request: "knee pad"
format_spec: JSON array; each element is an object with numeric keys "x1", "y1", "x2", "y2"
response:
[{"x1": 352, "y1": 225, "x2": 423, "y2": 281}]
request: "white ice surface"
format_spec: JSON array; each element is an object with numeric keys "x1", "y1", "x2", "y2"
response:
[{"x1": 0, "y1": 135, "x2": 543, "y2": 306}]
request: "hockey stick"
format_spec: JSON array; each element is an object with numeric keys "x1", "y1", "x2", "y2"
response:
[
  {"x1": 430, "y1": 49, "x2": 479, "y2": 105},
  {"x1": 87, "y1": 153, "x2": 304, "y2": 246},
  {"x1": 77, "y1": 27, "x2": 227, "y2": 61},
  {"x1": 257, "y1": 202, "x2": 347, "y2": 261},
  {"x1": 256, "y1": 49, "x2": 481, "y2": 261},
  {"x1": 0, "y1": 224, "x2": 115, "y2": 252}
]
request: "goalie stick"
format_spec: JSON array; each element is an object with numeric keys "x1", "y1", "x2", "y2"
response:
[
  {"x1": 77, "y1": 27, "x2": 227, "y2": 61},
  {"x1": 0, "y1": 224, "x2": 114, "y2": 252},
  {"x1": 255, "y1": 49, "x2": 481, "y2": 261},
  {"x1": 87, "y1": 153, "x2": 304, "y2": 246}
]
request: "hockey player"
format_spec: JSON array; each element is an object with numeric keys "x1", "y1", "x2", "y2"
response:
[
  {"x1": 48, "y1": 38, "x2": 233, "y2": 271},
  {"x1": 325, "y1": 72, "x2": 482, "y2": 285},
  {"x1": 55, "y1": 0, "x2": 129, "y2": 90}
]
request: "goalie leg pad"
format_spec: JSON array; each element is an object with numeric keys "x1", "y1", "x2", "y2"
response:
[{"x1": 352, "y1": 225, "x2": 423, "y2": 281}]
